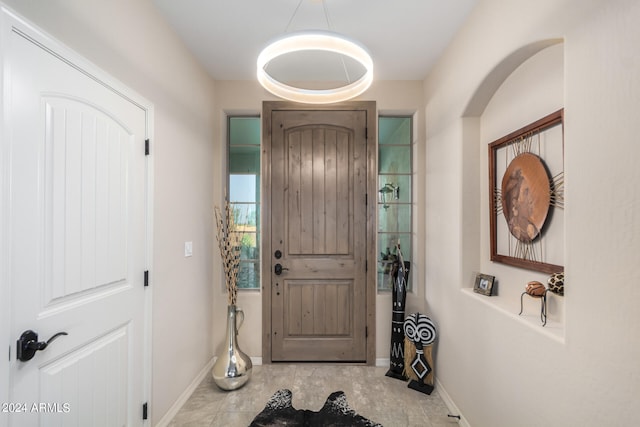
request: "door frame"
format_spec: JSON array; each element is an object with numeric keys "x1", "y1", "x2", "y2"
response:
[
  {"x1": 0, "y1": 6, "x2": 154, "y2": 422},
  {"x1": 261, "y1": 100, "x2": 377, "y2": 364}
]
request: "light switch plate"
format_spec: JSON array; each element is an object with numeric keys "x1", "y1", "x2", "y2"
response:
[{"x1": 184, "y1": 241, "x2": 193, "y2": 257}]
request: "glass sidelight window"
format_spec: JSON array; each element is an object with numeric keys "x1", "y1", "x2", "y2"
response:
[
  {"x1": 378, "y1": 116, "x2": 413, "y2": 291},
  {"x1": 228, "y1": 116, "x2": 260, "y2": 289}
]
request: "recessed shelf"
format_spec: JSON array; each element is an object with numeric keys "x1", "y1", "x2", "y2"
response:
[{"x1": 461, "y1": 288, "x2": 565, "y2": 343}]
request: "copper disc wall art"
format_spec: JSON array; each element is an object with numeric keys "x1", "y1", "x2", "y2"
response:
[
  {"x1": 501, "y1": 152, "x2": 550, "y2": 243},
  {"x1": 488, "y1": 109, "x2": 564, "y2": 274}
]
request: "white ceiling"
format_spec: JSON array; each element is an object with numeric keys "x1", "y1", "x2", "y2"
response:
[{"x1": 152, "y1": 0, "x2": 479, "y2": 82}]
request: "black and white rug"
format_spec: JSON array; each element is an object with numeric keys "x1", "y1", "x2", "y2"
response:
[{"x1": 249, "y1": 389, "x2": 382, "y2": 427}]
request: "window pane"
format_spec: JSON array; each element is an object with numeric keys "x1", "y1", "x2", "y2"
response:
[
  {"x1": 230, "y1": 117, "x2": 260, "y2": 145},
  {"x1": 378, "y1": 204, "x2": 412, "y2": 233},
  {"x1": 377, "y1": 233, "x2": 411, "y2": 290},
  {"x1": 379, "y1": 117, "x2": 411, "y2": 145},
  {"x1": 378, "y1": 234, "x2": 412, "y2": 263},
  {"x1": 230, "y1": 203, "x2": 258, "y2": 226},
  {"x1": 379, "y1": 146, "x2": 411, "y2": 173},
  {"x1": 229, "y1": 145, "x2": 260, "y2": 174},
  {"x1": 378, "y1": 115, "x2": 412, "y2": 292},
  {"x1": 230, "y1": 175, "x2": 258, "y2": 204},
  {"x1": 378, "y1": 175, "x2": 411, "y2": 204},
  {"x1": 238, "y1": 261, "x2": 260, "y2": 289},
  {"x1": 240, "y1": 230, "x2": 258, "y2": 254},
  {"x1": 228, "y1": 116, "x2": 260, "y2": 290}
]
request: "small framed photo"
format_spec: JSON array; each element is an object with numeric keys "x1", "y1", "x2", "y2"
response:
[{"x1": 474, "y1": 273, "x2": 495, "y2": 296}]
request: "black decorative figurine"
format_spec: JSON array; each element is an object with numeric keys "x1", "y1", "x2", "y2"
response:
[{"x1": 385, "y1": 244, "x2": 410, "y2": 380}]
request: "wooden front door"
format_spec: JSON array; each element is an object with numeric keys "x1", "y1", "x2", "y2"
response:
[{"x1": 262, "y1": 102, "x2": 376, "y2": 363}]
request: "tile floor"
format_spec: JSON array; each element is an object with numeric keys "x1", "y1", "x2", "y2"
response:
[{"x1": 168, "y1": 364, "x2": 459, "y2": 427}]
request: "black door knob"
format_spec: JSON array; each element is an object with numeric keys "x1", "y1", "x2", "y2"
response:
[
  {"x1": 17, "y1": 330, "x2": 68, "y2": 362},
  {"x1": 274, "y1": 263, "x2": 289, "y2": 275}
]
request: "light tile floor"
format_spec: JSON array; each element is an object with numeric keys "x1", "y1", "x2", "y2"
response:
[{"x1": 168, "y1": 364, "x2": 459, "y2": 427}]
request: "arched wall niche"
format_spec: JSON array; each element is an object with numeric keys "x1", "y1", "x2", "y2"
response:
[
  {"x1": 463, "y1": 39, "x2": 563, "y2": 117},
  {"x1": 459, "y1": 39, "x2": 565, "y2": 333}
]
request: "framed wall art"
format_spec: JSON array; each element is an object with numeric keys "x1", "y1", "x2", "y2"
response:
[{"x1": 489, "y1": 109, "x2": 565, "y2": 274}]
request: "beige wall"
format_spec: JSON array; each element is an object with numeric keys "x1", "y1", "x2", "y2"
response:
[
  {"x1": 5, "y1": 0, "x2": 639, "y2": 425},
  {"x1": 423, "y1": 0, "x2": 640, "y2": 425},
  {"x1": 1, "y1": 0, "x2": 218, "y2": 423},
  {"x1": 211, "y1": 80, "x2": 427, "y2": 362}
]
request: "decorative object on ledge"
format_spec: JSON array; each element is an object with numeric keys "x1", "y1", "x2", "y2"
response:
[
  {"x1": 212, "y1": 201, "x2": 252, "y2": 390},
  {"x1": 473, "y1": 273, "x2": 495, "y2": 296},
  {"x1": 385, "y1": 243, "x2": 409, "y2": 381},
  {"x1": 403, "y1": 313, "x2": 436, "y2": 395},
  {"x1": 519, "y1": 281, "x2": 548, "y2": 326},
  {"x1": 489, "y1": 109, "x2": 565, "y2": 274},
  {"x1": 547, "y1": 271, "x2": 564, "y2": 296},
  {"x1": 525, "y1": 281, "x2": 546, "y2": 296}
]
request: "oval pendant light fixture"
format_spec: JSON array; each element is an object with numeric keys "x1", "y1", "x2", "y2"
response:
[
  {"x1": 256, "y1": 0, "x2": 373, "y2": 104},
  {"x1": 257, "y1": 30, "x2": 373, "y2": 104}
]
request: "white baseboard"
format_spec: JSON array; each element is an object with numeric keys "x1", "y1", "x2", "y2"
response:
[
  {"x1": 154, "y1": 357, "x2": 215, "y2": 427},
  {"x1": 155, "y1": 356, "x2": 261, "y2": 426},
  {"x1": 375, "y1": 358, "x2": 390, "y2": 367},
  {"x1": 377, "y1": 360, "x2": 469, "y2": 425},
  {"x1": 435, "y1": 378, "x2": 469, "y2": 427}
]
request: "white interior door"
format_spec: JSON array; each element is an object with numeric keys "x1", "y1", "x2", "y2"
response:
[{"x1": 2, "y1": 10, "x2": 150, "y2": 426}]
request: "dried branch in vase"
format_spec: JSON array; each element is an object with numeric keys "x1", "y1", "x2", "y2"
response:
[{"x1": 214, "y1": 202, "x2": 244, "y2": 306}]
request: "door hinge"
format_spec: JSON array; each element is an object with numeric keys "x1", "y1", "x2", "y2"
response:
[
  {"x1": 8, "y1": 345, "x2": 11, "y2": 361},
  {"x1": 144, "y1": 270, "x2": 149, "y2": 287},
  {"x1": 142, "y1": 402, "x2": 148, "y2": 420},
  {"x1": 365, "y1": 193, "x2": 368, "y2": 206},
  {"x1": 365, "y1": 127, "x2": 368, "y2": 139},
  {"x1": 366, "y1": 326, "x2": 368, "y2": 338},
  {"x1": 145, "y1": 139, "x2": 150, "y2": 156},
  {"x1": 365, "y1": 260, "x2": 368, "y2": 272}
]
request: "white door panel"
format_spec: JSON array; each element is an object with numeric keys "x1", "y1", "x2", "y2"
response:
[
  {"x1": 3, "y1": 10, "x2": 149, "y2": 427},
  {"x1": 38, "y1": 326, "x2": 129, "y2": 426},
  {"x1": 41, "y1": 96, "x2": 131, "y2": 309}
]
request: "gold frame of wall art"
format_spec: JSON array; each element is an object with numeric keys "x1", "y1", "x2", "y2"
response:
[{"x1": 488, "y1": 109, "x2": 565, "y2": 274}]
